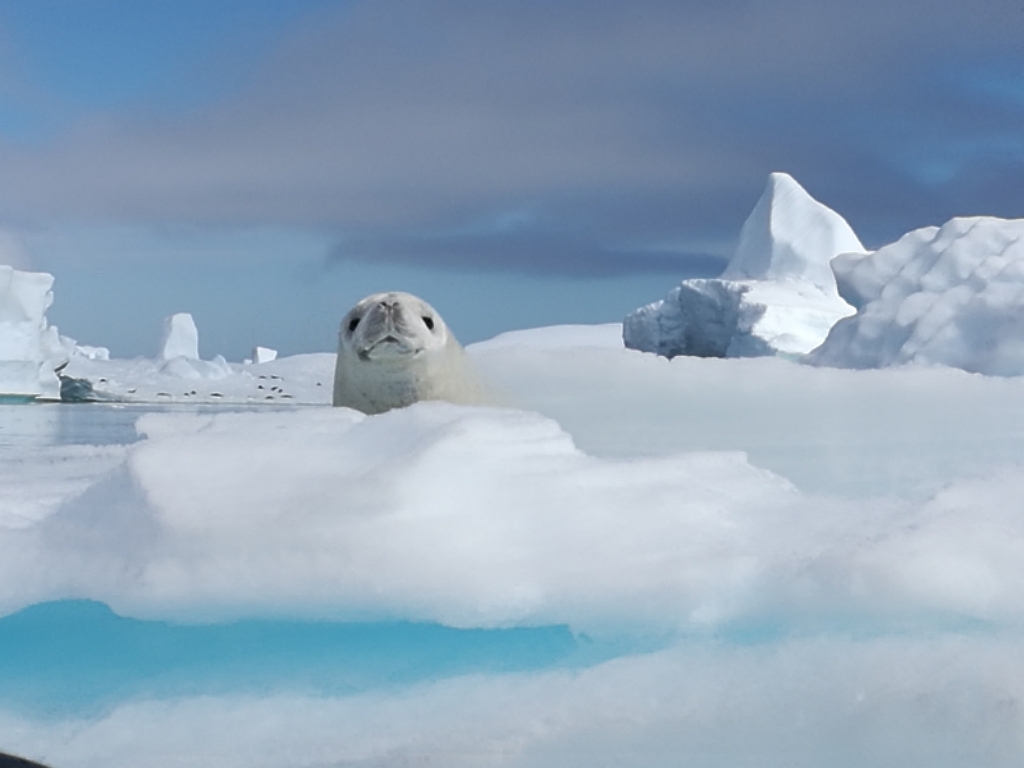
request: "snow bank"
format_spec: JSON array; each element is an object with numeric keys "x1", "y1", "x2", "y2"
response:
[
  {"x1": 467, "y1": 323, "x2": 623, "y2": 352},
  {"x1": 470, "y1": 338, "x2": 1024, "y2": 499},
  {"x1": 624, "y1": 173, "x2": 863, "y2": 358},
  {"x1": 808, "y1": 216, "x2": 1024, "y2": 375}
]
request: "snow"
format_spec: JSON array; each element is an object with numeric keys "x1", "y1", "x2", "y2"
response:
[
  {"x1": 4, "y1": 326, "x2": 1024, "y2": 765},
  {"x1": 60, "y1": 352, "x2": 334, "y2": 404},
  {"x1": 467, "y1": 323, "x2": 624, "y2": 352},
  {"x1": 58, "y1": 306, "x2": 331, "y2": 404},
  {"x1": 624, "y1": 173, "x2": 864, "y2": 358},
  {"x1": 807, "y1": 216, "x2": 1024, "y2": 375}
]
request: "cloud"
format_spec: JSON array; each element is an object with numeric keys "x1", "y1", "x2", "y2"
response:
[{"x1": 0, "y1": 0, "x2": 1020, "y2": 274}]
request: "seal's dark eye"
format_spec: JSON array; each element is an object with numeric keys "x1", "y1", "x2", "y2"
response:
[
  {"x1": 347, "y1": 316, "x2": 361, "y2": 333},
  {"x1": 422, "y1": 316, "x2": 434, "y2": 331}
]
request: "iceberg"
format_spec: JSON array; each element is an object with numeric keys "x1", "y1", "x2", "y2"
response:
[
  {"x1": 807, "y1": 216, "x2": 1024, "y2": 375},
  {"x1": 251, "y1": 345, "x2": 278, "y2": 364},
  {"x1": 0, "y1": 266, "x2": 62, "y2": 399},
  {"x1": 623, "y1": 172, "x2": 864, "y2": 358},
  {"x1": 159, "y1": 312, "x2": 200, "y2": 361}
]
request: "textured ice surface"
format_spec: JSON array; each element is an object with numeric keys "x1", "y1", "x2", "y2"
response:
[
  {"x1": 624, "y1": 173, "x2": 863, "y2": 358},
  {"x1": 808, "y1": 216, "x2": 1024, "y2": 375}
]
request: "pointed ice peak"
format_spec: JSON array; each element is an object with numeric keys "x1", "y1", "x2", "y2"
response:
[
  {"x1": 159, "y1": 313, "x2": 199, "y2": 361},
  {"x1": 721, "y1": 172, "x2": 865, "y2": 294}
]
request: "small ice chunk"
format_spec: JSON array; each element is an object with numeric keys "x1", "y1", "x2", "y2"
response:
[{"x1": 252, "y1": 346, "x2": 278, "y2": 364}]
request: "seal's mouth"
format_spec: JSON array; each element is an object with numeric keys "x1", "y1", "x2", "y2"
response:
[{"x1": 358, "y1": 335, "x2": 421, "y2": 361}]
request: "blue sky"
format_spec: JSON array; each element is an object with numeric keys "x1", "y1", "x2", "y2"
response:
[{"x1": 0, "y1": 0, "x2": 1021, "y2": 358}]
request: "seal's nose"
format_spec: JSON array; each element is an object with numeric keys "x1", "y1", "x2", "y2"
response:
[{"x1": 376, "y1": 299, "x2": 401, "y2": 328}]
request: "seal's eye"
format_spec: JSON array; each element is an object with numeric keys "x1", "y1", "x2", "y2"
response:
[
  {"x1": 422, "y1": 316, "x2": 435, "y2": 331},
  {"x1": 347, "y1": 316, "x2": 361, "y2": 333}
]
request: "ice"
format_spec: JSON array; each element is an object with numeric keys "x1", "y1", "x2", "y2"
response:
[
  {"x1": 158, "y1": 313, "x2": 199, "y2": 361},
  {"x1": 722, "y1": 172, "x2": 865, "y2": 291},
  {"x1": 624, "y1": 173, "x2": 864, "y2": 358},
  {"x1": 0, "y1": 266, "x2": 60, "y2": 398},
  {"x1": 4, "y1": 324, "x2": 1024, "y2": 766},
  {"x1": 250, "y1": 346, "x2": 277, "y2": 364},
  {"x1": 808, "y1": 216, "x2": 1024, "y2": 375},
  {"x1": 5, "y1": 636, "x2": 1024, "y2": 768},
  {"x1": 0, "y1": 266, "x2": 111, "y2": 398},
  {"x1": 58, "y1": 302, "x2": 332, "y2": 403}
]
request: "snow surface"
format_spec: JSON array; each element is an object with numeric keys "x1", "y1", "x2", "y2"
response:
[
  {"x1": 808, "y1": 216, "x2": 1024, "y2": 375},
  {"x1": 4, "y1": 326, "x2": 1024, "y2": 765},
  {"x1": 60, "y1": 352, "x2": 334, "y2": 404},
  {"x1": 624, "y1": 173, "x2": 863, "y2": 358},
  {"x1": 467, "y1": 323, "x2": 623, "y2": 352}
]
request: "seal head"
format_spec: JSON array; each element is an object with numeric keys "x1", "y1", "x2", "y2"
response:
[{"x1": 333, "y1": 292, "x2": 483, "y2": 413}]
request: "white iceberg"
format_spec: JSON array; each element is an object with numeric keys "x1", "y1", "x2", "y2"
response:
[
  {"x1": 251, "y1": 345, "x2": 278, "y2": 364},
  {"x1": 807, "y1": 216, "x2": 1024, "y2": 375},
  {"x1": 0, "y1": 266, "x2": 64, "y2": 398},
  {"x1": 623, "y1": 172, "x2": 864, "y2": 358},
  {"x1": 159, "y1": 312, "x2": 200, "y2": 361}
]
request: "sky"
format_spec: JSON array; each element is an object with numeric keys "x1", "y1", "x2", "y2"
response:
[{"x1": 0, "y1": 0, "x2": 1021, "y2": 359}]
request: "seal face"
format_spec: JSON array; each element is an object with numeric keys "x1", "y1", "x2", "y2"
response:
[{"x1": 333, "y1": 292, "x2": 483, "y2": 413}]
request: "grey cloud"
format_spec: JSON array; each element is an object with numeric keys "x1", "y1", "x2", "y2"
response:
[
  {"x1": 0, "y1": 0, "x2": 1020, "y2": 274},
  {"x1": 328, "y1": 227, "x2": 728, "y2": 278}
]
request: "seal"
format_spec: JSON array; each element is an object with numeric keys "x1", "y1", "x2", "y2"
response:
[{"x1": 333, "y1": 292, "x2": 485, "y2": 413}]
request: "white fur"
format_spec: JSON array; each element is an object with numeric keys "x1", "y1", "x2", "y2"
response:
[{"x1": 333, "y1": 292, "x2": 484, "y2": 413}]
